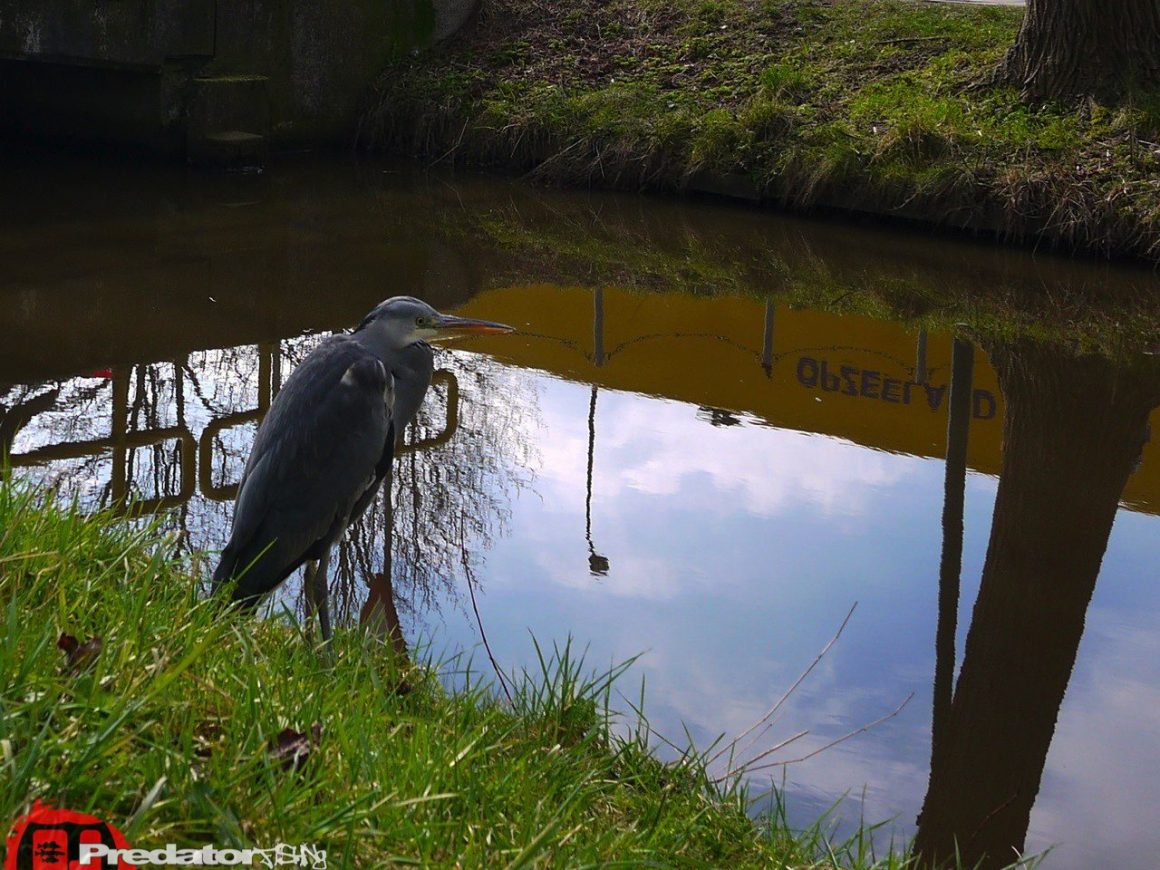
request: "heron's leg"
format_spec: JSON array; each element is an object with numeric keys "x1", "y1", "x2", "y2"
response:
[
  {"x1": 302, "y1": 559, "x2": 320, "y2": 637},
  {"x1": 308, "y1": 548, "x2": 333, "y2": 644}
]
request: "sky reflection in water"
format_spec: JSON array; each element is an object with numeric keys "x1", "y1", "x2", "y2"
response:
[
  {"x1": 421, "y1": 366, "x2": 1160, "y2": 870},
  {"x1": 3, "y1": 157, "x2": 1159, "y2": 869}
]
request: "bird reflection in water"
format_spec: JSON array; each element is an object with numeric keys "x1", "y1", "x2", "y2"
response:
[{"x1": 914, "y1": 337, "x2": 1160, "y2": 869}]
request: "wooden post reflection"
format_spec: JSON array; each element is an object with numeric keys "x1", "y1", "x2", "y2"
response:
[
  {"x1": 258, "y1": 343, "x2": 272, "y2": 411},
  {"x1": 916, "y1": 329, "x2": 929, "y2": 384},
  {"x1": 586, "y1": 286, "x2": 610, "y2": 575},
  {"x1": 110, "y1": 365, "x2": 130, "y2": 508},
  {"x1": 931, "y1": 338, "x2": 972, "y2": 768},
  {"x1": 593, "y1": 286, "x2": 605, "y2": 367},
  {"x1": 761, "y1": 299, "x2": 775, "y2": 376},
  {"x1": 585, "y1": 385, "x2": 609, "y2": 576}
]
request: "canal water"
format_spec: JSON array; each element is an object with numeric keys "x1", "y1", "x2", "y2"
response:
[{"x1": 2, "y1": 155, "x2": 1158, "y2": 868}]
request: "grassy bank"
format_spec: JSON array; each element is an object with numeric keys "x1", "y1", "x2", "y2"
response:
[
  {"x1": 366, "y1": 0, "x2": 1160, "y2": 262},
  {"x1": 0, "y1": 479, "x2": 906, "y2": 867}
]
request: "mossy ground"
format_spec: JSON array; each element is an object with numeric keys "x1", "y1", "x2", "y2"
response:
[
  {"x1": 366, "y1": 0, "x2": 1160, "y2": 261},
  {"x1": 0, "y1": 479, "x2": 915, "y2": 867}
]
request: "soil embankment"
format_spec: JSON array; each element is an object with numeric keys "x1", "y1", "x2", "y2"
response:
[{"x1": 364, "y1": 0, "x2": 1160, "y2": 262}]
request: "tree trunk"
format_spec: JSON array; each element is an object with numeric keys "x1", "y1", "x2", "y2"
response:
[
  {"x1": 912, "y1": 342, "x2": 1160, "y2": 869},
  {"x1": 998, "y1": 0, "x2": 1160, "y2": 103}
]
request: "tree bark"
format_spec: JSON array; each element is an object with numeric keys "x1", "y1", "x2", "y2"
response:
[
  {"x1": 913, "y1": 341, "x2": 1160, "y2": 869},
  {"x1": 998, "y1": 0, "x2": 1160, "y2": 103}
]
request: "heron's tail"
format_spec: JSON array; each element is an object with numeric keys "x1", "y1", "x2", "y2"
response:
[
  {"x1": 211, "y1": 551, "x2": 269, "y2": 612},
  {"x1": 211, "y1": 547, "x2": 239, "y2": 595},
  {"x1": 213, "y1": 537, "x2": 303, "y2": 610}
]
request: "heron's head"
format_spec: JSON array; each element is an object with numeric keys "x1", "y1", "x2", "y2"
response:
[{"x1": 354, "y1": 296, "x2": 514, "y2": 352}]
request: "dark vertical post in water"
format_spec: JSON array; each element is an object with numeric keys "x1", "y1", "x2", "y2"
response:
[
  {"x1": 931, "y1": 338, "x2": 973, "y2": 766},
  {"x1": 585, "y1": 384, "x2": 608, "y2": 575},
  {"x1": 916, "y1": 329, "x2": 929, "y2": 384},
  {"x1": 586, "y1": 386, "x2": 597, "y2": 548},
  {"x1": 257, "y1": 343, "x2": 273, "y2": 412},
  {"x1": 761, "y1": 299, "x2": 775, "y2": 376},
  {"x1": 110, "y1": 365, "x2": 130, "y2": 506},
  {"x1": 271, "y1": 340, "x2": 283, "y2": 396},
  {"x1": 174, "y1": 358, "x2": 187, "y2": 430},
  {"x1": 593, "y1": 286, "x2": 605, "y2": 368},
  {"x1": 586, "y1": 286, "x2": 609, "y2": 575},
  {"x1": 174, "y1": 357, "x2": 189, "y2": 537}
]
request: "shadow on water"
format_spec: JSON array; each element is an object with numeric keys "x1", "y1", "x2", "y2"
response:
[{"x1": 3, "y1": 154, "x2": 1160, "y2": 868}]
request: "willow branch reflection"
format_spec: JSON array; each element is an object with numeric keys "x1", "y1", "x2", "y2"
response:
[
  {"x1": 4, "y1": 338, "x2": 541, "y2": 645},
  {"x1": 329, "y1": 349, "x2": 539, "y2": 636},
  {"x1": 915, "y1": 340, "x2": 1160, "y2": 869}
]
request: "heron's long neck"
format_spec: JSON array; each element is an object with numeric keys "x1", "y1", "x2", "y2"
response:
[
  {"x1": 351, "y1": 327, "x2": 401, "y2": 364},
  {"x1": 352, "y1": 329, "x2": 433, "y2": 372}
]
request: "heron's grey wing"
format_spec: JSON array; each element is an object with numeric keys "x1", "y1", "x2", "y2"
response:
[
  {"x1": 348, "y1": 419, "x2": 396, "y2": 525},
  {"x1": 221, "y1": 336, "x2": 344, "y2": 551},
  {"x1": 214, "y1": 340, "x2": 390, "y2": 600},
  {"x1": 235, "y1": 337, "x2": 350, "y2": 491}
]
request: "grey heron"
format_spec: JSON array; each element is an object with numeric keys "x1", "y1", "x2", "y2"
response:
[{"x1": 212, "y1": 296, "x2": 513, "y2": 641}]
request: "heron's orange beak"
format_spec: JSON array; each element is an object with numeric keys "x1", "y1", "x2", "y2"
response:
[{"x1": 433, "y1": 314, "x2": 516, "y2": 335}]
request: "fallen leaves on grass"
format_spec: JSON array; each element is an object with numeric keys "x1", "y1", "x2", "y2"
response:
[
  {"x1": 57, "y1": 632, "x2": 102, "y2": 675},
  {"x1": 269, "y1": 721, "x2": 323, "y2": 771}
]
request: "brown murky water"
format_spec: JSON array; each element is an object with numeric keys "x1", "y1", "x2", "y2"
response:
[{"x1": 2, "y1": 154, "x2": 1158, "y2": 869}]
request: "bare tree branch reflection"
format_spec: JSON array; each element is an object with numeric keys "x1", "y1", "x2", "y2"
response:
[
  {"x1": 331, "y1": 348, "x2": 540, "y2": 632},
  {"x1": 6, "y1": 336, "x2": 542, "y2": 644}
]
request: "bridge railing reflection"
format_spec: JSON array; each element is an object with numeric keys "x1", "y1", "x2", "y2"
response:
[{"x1": 7, "y1": 343, "x2": 459, "y2": 516}]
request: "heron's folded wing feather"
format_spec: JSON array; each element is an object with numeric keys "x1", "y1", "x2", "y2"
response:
[{"x1": 218, "y1": 340, "x2": 390, "y2": 593}]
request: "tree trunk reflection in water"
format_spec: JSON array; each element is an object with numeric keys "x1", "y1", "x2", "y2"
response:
[
  {"x1": 914, "y1": 341, "x2": 1160, "y2": 869},
  {"x1": 930, "y1": 338, "x2": 973, "y2": 772}
]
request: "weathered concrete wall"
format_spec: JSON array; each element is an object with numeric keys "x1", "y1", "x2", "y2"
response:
[
  {"x1": 0, "y1": 0, "x2": 214, "y2": 67},
  {"x1": 0, "y1": 0, "x2": 476, "y2": 153},
  {"x1": 208, "y1": 0, "x2": 439, "y2": 143}
]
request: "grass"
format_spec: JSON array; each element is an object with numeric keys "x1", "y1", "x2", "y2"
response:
[
  {"x1": 364, "y1": 0, "x2": 1160, "y2": 261},
  {"x1": 0, "y1": 477, "x2": 915, "y2": 867}
]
